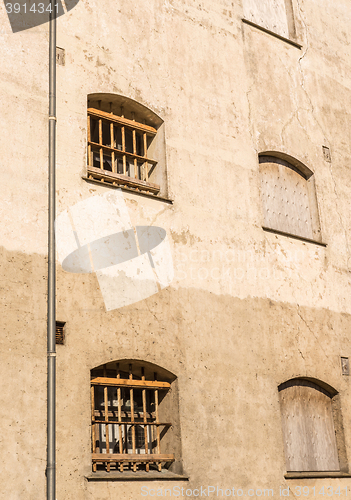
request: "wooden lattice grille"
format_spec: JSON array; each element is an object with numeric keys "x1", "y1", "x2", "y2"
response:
[
  {"x1": 91, "y1": 363, "x2": 174, "y2": 473},
  {"x1": 87, "y1": 108, "x2": 160, "y2": 194}
]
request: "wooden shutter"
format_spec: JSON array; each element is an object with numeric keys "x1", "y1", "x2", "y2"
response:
[
  {"x1": 260, "y1": 157, "x2": 314, "y2": 240},
  {"x1": 279, "y1": 380, "x2": 339, "y2": 472}
]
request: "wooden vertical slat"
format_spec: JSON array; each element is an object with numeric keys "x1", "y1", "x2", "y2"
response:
[
  {"x1": 91, "y1": 386, "x2": 97, "y2": 472},
  {"x1": 110, "y1": 123, "x2": 115, "y2": 173},
  {"x1": 87, "y1": 115, "x2": 92, "y2": 167},
  {"x1": 103, "y1": 364, "x2": 110, "y2": 472},
  {"x1": 129, "y1": 364, "x2": 136, "y2": 471},
  {"x1": 142, "y1": 367, "x2": 149, "y2": 472},
  {"x1": 99, "y1": 119, "x2": 103, "y2": 170},
  {"x1": 143, "y1": 132, "x2": 148, "y2": 182},
  {"x1": 116, "y1": 364, "x2": 123, "y2": 471},
  {"x1": 123, "y1": 362, "x2": 129, "y2": 463},
  {"x1": 121, "y1": 107, "x2": 127, "y2": 175},
  {"x1": 132, "y1": 112, "x2": 138, "y2": 179},
  {"x1": 109, "y1": 102, "x2": 115, "y2": 173},
  {"x1": 104, "y1": 386, "x2": 110, "y2": 472},
  {"x1": 154, "y1": 372, "x2": 161, "y2": 472}
]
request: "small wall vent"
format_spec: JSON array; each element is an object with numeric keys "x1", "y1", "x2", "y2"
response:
[
  {"x1": 341, "y1": 357, "x2": 349, "y2": 376},
  {"x1": 56, "y1": 47, "x2": 65, "y2": 66},
  {"x1": 56, "y1": 321, "x2": 66, "y2": 345}
]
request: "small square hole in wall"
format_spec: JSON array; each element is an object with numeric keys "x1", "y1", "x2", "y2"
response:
[
  {"x1": 322, "y1": 146, "x2": 331, "y2": 162},
  {"x1": 56, "y1": 321, "x2": 66, "y2": 345},
  {"x1": 341, "y1": 357, "x2": 349, "y2": 375},
  {"x1": 56, "y1": 47, "x2": 65, "y2": 66}
]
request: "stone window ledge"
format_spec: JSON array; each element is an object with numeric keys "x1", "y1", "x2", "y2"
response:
[
  {"x1": 82, "y1": 176, "x2": 173, "y2": 204},
  {"x1": 85, "y1": 471, "x2": 189, "y2": 482},
  {"x1": 242, "y1": 18, "x2": 302, "y2": 49},
  {"x1": 262, "y1": 227, "x2": 327, "y2": 247},
  {"x1": 285, "y1": 472, "x2": 351, "y2": 479}
]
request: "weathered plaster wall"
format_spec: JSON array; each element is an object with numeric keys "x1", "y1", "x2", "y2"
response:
[{"x1": 1, "y1": 0, "x2": 351, "y2": 498}]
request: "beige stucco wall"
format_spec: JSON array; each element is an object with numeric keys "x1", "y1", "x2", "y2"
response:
[{"x1": 1, "y1": 0, "x2": 351, "y2": 498}]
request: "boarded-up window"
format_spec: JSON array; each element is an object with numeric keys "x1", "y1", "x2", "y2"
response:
[
  {"x1": 259, "y1": 155, "x2": 321, "y2": 241},
  {"x1": 279, "y1": 379, "x2": 339, "y2": 472},
  {"x1": 243, "y1": 0, "x2": 291, "y2": 38}
]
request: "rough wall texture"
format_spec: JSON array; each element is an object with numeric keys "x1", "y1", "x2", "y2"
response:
[{"x1": 1, "y1": 0, "x2": 351, "y2": 498}]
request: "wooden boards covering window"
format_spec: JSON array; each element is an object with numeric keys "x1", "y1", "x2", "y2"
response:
[
  {"x1": 259, "y1": 156, "x2": 318, "y2": 240},
  {"x1": 279, "y1": 379, "x2": 339, "y2": 472}
]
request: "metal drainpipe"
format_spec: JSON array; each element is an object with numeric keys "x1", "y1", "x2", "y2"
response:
[{"x1": 47, "y1": 0, "x2": 57, "y2": 498}]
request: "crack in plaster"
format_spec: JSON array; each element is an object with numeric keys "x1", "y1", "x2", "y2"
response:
[
  {"x1": 297, "y1": 347, "x2": 305, "y2": 360},
  {"x1": 148, "y1": 205, "x2": 170, "y2": 227},
  {"x1": 295, "y1": 0, "x2": 326, "y2": 139},
  {"x1": 296, "y1": 305, "x2": 335, "y2": 371},
  {"x1": 294, "y1": 304, "x2": 307, "y2": 362},
  {"x1": 275, "y1": 280, "x2": 286, "y2": 297},
  {"x1": 295, "y1": 0, "x2": 351, "y2": 270},
  {"x1": 245, "y1": 85, "x2": 258, "y2": 156},
  {"x1": 280, "y1": 108, "x2": 298, "y2": 145},
  {"x1": 145, "y1": 300, "x2": 166, "y2": 328},
  {"x1": 279, "y1": 56, "x2": 314, "y2": 146},
  {"x1": 328, "y1": 160, "x2": 351, "y2": 271}
]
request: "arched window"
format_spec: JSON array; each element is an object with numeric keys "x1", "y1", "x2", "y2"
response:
[
  {"x1": 259, "y1": 153, "x2": 321, "y2": 242},
  {"x1": 278, "y1": 379, "x2": 347, "y2": 472},
  {"x1": 90, "y1": 359, "x2": 181, "y2": 474},
  {"x1": 86, "y1": 94, "x2": 167, "y2": 197}
]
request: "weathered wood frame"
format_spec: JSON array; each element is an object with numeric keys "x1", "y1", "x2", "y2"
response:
[
  {"x1": 87, "y1": 108, "x2": 160, "y2": 194},
  {"x1": 91, "y1": 364, "x2": 174, "y2": 473}
]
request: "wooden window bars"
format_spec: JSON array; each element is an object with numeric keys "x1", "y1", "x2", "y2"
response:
[
  {"x1": 91, "y1": 363, "x2": 174, "y2": 473},
  {"x1": 87, "y1": 108, "x2": 160, "y2": 195}
]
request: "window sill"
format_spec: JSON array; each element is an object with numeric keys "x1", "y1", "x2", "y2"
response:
[
  {"x1": 285, "y1": 472, "x2": 351, "y2": 479},
  {"x1": 86, "y1": 165, "x2": 160, "y2": 194},
  {"x1": 262, "y1": 227, "x2": 327, "y2": 247},
  {"x1": 242, "y1": 19, "x2": 302, "y2": 49},
  {"x1": 85, "y1": 471, "x2": 189, "y2": 482},
  {"x1": 82, "y1": 171, "x2": 173, "y2": 204}
]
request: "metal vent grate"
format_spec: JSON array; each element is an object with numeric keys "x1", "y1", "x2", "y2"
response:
[{"x1": 56, "y1": 321, "x2": 66, "y2": 345}]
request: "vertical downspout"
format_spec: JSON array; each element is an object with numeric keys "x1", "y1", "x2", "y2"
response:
[{"x1": 47, "y1": 0, "x2": 57, "y2": 498}]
